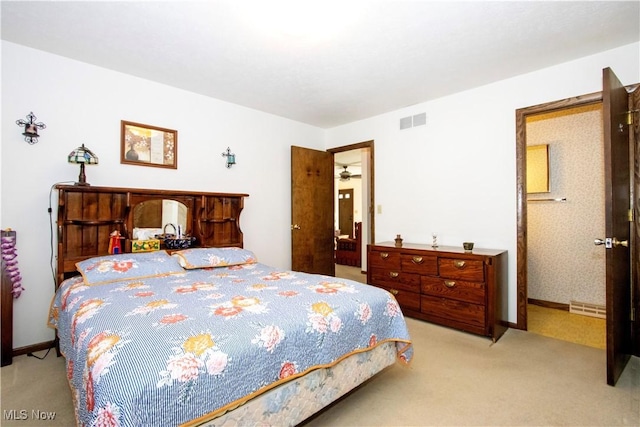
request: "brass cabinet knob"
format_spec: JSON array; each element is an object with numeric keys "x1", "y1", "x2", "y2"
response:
[
  {"x1": 389, "y1": 289, "x2": 399, "y2": 295},
  {"x1": 411, "y1": 256, "x2": 423, "y2": 264},
  {"x1": 389, "y1": 271, "x2": 399, "y2": 278},
  {"x1": 453, "y1": 260, "x2": 466, "y2": 269},
  {"x1": 380, "y1": 252, "x2": 389, "y2": 259},
  {"x1": 443, "y1": 280, "x2": 456, "y2": 288}
]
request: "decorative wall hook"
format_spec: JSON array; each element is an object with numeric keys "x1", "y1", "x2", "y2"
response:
[
  {"x1": 15, "y1": 112, "x2": 46, "y2": 144},
  {"x1": 222, "y1": 147, "x2": 236, "y2": 168}
]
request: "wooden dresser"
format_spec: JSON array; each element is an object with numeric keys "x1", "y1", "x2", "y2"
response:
[
  {"x1": 55, "y1": 185, "x2": 248, "y2": 287},
  {"x1": 367, "y1": 242, "x2": 508, "y2": 342}
]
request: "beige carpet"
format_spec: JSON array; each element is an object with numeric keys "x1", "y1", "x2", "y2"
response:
[{"x1": 335, "y1": 263, "x2": 367, "y2": 283}]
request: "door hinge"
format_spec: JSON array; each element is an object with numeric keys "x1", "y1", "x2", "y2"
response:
[
  {"x1": 631, "y1": 306, "x2": 636, "y2": 322},
  {"x1": 625, "y1": 110, "x2": 639, "y2": 126},
  {"x1": 630, "y1": 209, "x2": 635, "y2": 222}
]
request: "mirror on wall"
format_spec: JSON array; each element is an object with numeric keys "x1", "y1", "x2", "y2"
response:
[
  {"x1": 526, "y1": 144, "x2": 550, "y2": 193},
  {"x1": 133, "y1": 199, "x2": 188, "y2": 230}
]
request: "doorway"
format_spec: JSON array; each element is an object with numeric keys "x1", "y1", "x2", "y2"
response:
[
  {"x1": 524, "y1": 103, "x2": 607, "y2": 349},
  {"x1": 329, "y1": 141, "x2": 374, "y2": 276},
  {"x1": 516, "y1": 91, "x2": 604, "y2": 330}
]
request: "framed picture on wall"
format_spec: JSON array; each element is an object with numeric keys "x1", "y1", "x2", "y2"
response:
[
  {"x1": 121, "y1": 121, "x2": 177, "y2": 169},
  {"x1": 526, "y1": 144, "x2": 550, "y2": 193}
]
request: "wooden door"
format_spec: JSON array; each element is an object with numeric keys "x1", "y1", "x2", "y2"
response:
[
  {"x1": 602, "y1": 67, "x2": 633, "y2": 386},
  {"x1": 632, "y1": 85, "x2": 640, "y2": 357},
  {"x1": 338, "y1": 189, "x2": 354, "y2": 237},
  {"x1": 291, "y1": 146, "x2": 335, "y2": 276}
]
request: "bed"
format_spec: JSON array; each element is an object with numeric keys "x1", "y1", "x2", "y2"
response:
[
  {"x1": 48, "y1": 249, "x2": 412, "y2": 426},
  {"x1": 49, "y1": 185, "x2": 412, "y2": 426}
]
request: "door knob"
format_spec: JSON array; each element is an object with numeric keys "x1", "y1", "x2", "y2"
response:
[
  {"x1": 291, "y1": 224, "x2": 301, "y2": 230},
  {"x1": 594, "y1": 237, "x2": 628, "y2": 248},
  {"x1": 613, "y1": 238, "x2": 628, "y2": 247}
]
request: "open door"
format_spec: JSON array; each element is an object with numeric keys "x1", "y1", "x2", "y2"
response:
[
  {"x1": 602, "y1": 67, "x2": 633, "y2": 386},
  {"x1": 291, "y1": 146, "x2": 335, "y2": 276}
]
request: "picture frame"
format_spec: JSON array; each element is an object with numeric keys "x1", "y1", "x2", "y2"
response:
[
  {"x1": 526, "y1": 144, "x2": 550, "y2": 193},
  {"x1": 121, "y1": 121, "x2": 177, "y2": 169}
]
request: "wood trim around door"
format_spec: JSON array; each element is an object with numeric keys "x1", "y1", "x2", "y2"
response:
[{"x1": 515, "y1": 91, "x2": 602, "y2": 330}]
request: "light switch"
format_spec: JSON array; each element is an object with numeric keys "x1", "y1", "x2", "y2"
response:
[{"x1": 377, "y1": 205, "x2": 382, "y2": 214}]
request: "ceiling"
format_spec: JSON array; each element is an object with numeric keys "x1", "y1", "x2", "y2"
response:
[{"x1": 1, "y1": 1, "x2": 638, "y2": 129}]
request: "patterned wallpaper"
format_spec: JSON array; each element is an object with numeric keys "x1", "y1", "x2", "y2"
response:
[{"x1": 526, "y1": 104, "x2": 605, "y2": 306}]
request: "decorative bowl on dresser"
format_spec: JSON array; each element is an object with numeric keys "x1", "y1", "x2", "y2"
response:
[{"x1": 367, "y1": 242, "x2": 508, "y2": 342}]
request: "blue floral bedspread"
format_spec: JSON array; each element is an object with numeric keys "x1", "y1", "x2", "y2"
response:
[{"x1": 49, "y1": 260, "x2": 413, "y2": 427}]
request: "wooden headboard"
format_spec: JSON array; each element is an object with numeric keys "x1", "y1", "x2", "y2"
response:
[{"x1": 55, "y1": 185, "x2": 249, "y2": 286}]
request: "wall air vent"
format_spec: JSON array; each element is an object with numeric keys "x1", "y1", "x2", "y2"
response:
[
  {"x1": 412, "y1": 112, "x2": 427, "y2": 127},
  {"x1": 400, "y1": 116, "x2": 412, "y2": 130},
  {"x1": 399, "y1": 113, "x2": 426, "y2": 130}
]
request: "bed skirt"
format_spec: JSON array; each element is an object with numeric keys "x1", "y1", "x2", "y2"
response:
[{"x1": 196, "y1": 341, "x2": 397, "y2": 426}]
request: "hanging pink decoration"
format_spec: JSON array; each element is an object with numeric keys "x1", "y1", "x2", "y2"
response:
[{"x1": 1, "y1": 232, "x2": 24, "y2": 298}]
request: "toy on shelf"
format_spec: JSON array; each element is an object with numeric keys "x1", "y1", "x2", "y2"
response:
[{"x1": 108, "y1": 230, "x2": 124, "y2": 254}]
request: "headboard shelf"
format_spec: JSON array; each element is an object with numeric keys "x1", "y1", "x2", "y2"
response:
[
  {"x1": 55, "y1": 184, "x2": 248, "y2": 286},
  {"x1": 62, "y1": 219, "x2": 127, "y2": 225}
]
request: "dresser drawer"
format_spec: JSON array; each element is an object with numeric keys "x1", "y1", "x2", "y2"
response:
[
  {"x1": 438, "y1": 258, "x2": 484, "y2": 281},
  {"x1": 369, "y1": 250, "x2": 401, "y2": 269},
  {"x1": 421, "y1": 295, "x2": 485, "y2": 327},
  {"x1": 421, "y1": 276, "x2": 485, "y2": 305},
  {"x1": 377, "y1": 286, "x2": 420, "y2": 312},
  {"x1": 401, "y1": 254, "x2": 437, "y2": 275},
  {"x1": 369, "y1": 267, "x2": 420, "y2": 292}
]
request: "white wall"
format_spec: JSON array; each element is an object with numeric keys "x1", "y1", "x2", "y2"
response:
[
  {"x1": 325, "y1": 42, "x2": 640, "y2": 323},
  {"x1": 1, "y1": 41, "x2": 325, "y2": 348}
]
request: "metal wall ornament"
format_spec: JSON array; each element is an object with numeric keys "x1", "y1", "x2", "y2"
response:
[
  {"x1": 222, "y1": 147, "x2": 236, "y2": 168},
  {"x1": 16, "y1": 112, "x2": 46, "y2": 144}
]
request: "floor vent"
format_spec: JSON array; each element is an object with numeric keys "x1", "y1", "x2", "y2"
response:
[{"x1": 569, "y1": 300, "x2": 606, "y2": 319}]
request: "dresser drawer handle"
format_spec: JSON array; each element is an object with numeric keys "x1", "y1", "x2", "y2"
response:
[
  {"x1": 380, "y1": 252, "x2": 390, "y2": 259},
  {"x1": 443, "y1": 280, "x2": 456, "y2": 288},
  {"x1": 411, "y1": 256, "x2": 423, "y2": 264},
  {"x1": 453, "y1": 260, "x2": 466, "y2": 269},
  {"x1": 389, "y1": 289, "x2": 399, "y2": 295},
  {"x1": 389, "y1": 271, "x2": 399, "y2": 279}
]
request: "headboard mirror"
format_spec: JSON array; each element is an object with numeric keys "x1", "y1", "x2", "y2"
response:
[
  {"x1": 133, "y1": 199, "x2": 188, "y2": 229},
  {"x1": 129, "y1": 194, "x2": 195, "y2": 240}
]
